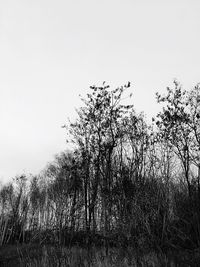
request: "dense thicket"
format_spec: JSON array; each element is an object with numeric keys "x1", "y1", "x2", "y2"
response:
[{"x1": 1, "y1": 81, "x2": 200, "y2": 252}]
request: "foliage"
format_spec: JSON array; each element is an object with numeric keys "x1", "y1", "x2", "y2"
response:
[{"x1": 1, "y1": 81, "x2": 200, "y2": 262}]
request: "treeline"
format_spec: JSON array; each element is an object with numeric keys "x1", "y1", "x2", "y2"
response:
[{"x1": 1, "y1": 81, "x2": 200, "y2": 252}]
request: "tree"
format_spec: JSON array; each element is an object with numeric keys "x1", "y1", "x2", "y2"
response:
[
  {"x1": 156, "y1": 81, "x2": 192, "y2": 197},
  {"x1": 64, "y1": 82, "x2": 134, "y2": 249}
]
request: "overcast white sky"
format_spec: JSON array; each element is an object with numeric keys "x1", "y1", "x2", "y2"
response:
[{"x1": 0, "y1": 0, "x2": 200, "y2": 182}]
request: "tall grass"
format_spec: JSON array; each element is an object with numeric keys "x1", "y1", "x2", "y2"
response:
[{"x1": 0, "y1": 244, "x2": 192, "y2": 267}]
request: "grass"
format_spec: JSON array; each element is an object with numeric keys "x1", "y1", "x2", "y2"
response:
[{"x1": 0, "y1": 244, "x2": 200, "y2": 266}]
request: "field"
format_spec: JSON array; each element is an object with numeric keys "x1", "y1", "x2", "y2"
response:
[{"x1": 0, "y1": 244, "x2": 199, "y2": 267}]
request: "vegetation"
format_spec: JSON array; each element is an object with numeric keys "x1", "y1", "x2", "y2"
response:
[{"x1": 1, "y1": 81, "x2": 200, "y2": 265}]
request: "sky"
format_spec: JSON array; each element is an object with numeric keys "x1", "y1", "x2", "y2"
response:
[{"x1": 0, "y1": 0, "x2": 200, "y2": 183}]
